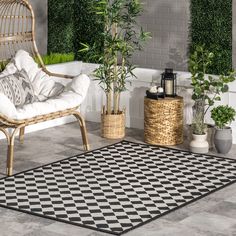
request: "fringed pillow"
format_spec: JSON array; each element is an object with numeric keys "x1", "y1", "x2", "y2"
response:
[{"x1": 0, "y1": 69, "x2": 35, "y2": 107}]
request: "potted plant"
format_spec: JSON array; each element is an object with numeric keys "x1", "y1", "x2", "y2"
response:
[
  {"x1": 189, "y1": 45, "x2": 235, "y2": 153},
  {"x1": 211, "y1": 105, "x2": 236, "y2": 154},
  {"x1": 80, "y1": 0, "x2": 150, "y2": 139}
]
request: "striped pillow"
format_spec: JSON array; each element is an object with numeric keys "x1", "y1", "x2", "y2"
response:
[{"x1": 0, "y1": 70, "x2": 35, "y2": 107}]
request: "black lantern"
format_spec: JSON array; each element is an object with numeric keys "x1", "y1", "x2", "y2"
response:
[{"x1": 161, "y1": 68, "x2": 177, "y2": 97}]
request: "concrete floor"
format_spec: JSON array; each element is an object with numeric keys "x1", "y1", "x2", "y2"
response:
[{"x1": 0, "y1": 121, "x2": 236, "y2": 236}]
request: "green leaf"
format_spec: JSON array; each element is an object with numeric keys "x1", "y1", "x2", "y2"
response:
[
  {"x1": 211, "y1": 105, "x2": 236, "y2": 129},
  {"x1": 221, "y1": 84, "x2": 229, "y2": 93}
]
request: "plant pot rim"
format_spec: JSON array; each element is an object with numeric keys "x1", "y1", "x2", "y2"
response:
[
  {"x1": 215, "y1": 126, "x2": 231, "y2": 130},
  {"x1": 192, "y1": 133, "x2": 207, "y2": 136},
  {"x1": 189, "y1": 124, "x2": 212, "y2": 127},
  {"x1": 101, "y1": 110, "x2": 125, "y2": 116}
]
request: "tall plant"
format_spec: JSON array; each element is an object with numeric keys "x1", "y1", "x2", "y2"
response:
[
  {"x1": 189, "y1": 45, "x2": 235, "y2": 134},
  {"x1": 80, "y1": 0, "x2": 150, "y2": 115}
]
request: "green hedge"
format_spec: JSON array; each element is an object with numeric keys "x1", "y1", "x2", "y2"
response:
[
  {"x1": 190, "y1": 0, "x2": 232, "y2": 75},
  {"x1": 48, "y1": 0, "x2": 75, "y2": 53},
  {"x1": 73, "y1": 1, "x2": 104, "y2": 61},
  {"x1": 37, "y1": 53, "x2": 75, "y2": 65},
  {"x1": 48, "y1": 0, "x2": 103, "y2": 62}
]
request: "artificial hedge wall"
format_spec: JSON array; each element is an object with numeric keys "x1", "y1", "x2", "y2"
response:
[
  {"x1": 48, "y1": 0, "x2": 75, "y2": 53},
  {"x1": 73, "y1": 1, "x2": 104, "y2": 61},
  {"x1": 190, "y1": 0, "x2": 232, "y2": 75},
  {"x1": 48, "y1": 0, "x2": 103, "y2": 62}
]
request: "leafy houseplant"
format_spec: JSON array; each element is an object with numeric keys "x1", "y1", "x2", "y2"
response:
[
  {"x1": 211, "y1": 105, "x2": 236, "y2": 129},
  {"x1": 211, "y1": 105, "x2": 236, "y2": 154},
  {"x1": 189, "y1": 45, "x2": 235, "y2": 135},
  {"x1": 80, "y1": 0, "x2": 150, "y2": 138}
]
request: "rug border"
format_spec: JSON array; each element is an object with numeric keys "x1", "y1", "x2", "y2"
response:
[
  {"x1": 123, "y1": 140, "x2": 236, "y2": 162},
  {"x1": 0, "y1": 203, "x2": 119, "y2": 235},
  {"x1": 1, "y1": 139, "x2": 236, "y2": 181},
  {"x1": 0, "y1": 140, "x2": 236, "y2": 236}
]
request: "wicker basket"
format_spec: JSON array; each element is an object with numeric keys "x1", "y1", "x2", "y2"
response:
[
  {"x1": 101, "y1": 112, "x2": 125, "y2": 139},
  {"x1": 144, "y1": 97, "x2": 183, "y2": 145}
]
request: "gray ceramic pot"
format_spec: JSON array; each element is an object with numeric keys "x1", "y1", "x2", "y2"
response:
[{"x1": 214, "y1": 127, "x2": 232, "y2": 154}]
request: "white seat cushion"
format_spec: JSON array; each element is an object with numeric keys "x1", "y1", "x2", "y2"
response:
[
  {"x1": 0, "y1": 93, "x2": 17, "y2": 119},
  {"x1": 16, "y1": 91, "x2": 82, "y2": 120},
  {"x1": 16, "y1": 74, "x2": 90, "y2": 120},
  {"x1": 0, "y1": 74, "x2": 90, "y2": 121},
  {"x1": 0, "y1": 50, "x2": 90, "y2": 121}
]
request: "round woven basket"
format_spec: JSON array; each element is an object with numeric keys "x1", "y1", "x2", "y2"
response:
[
  {"x1": 101, "y1": 112, "x2": 125, "y2": 139},
  {"x1": 144, "y1": 97, "x2": 183, "y2": 145}
]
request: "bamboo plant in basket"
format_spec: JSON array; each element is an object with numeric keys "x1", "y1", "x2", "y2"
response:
[{"x1": 80, "y1": 0, "x2": 150, "y2": 139}]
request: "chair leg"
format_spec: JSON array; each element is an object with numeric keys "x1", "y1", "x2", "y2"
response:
[
  {"x1": 6, "y1": 126, "x2": 23, "y2": 176},
  {"x1": 7, "y1": 142, "x2": 14, "y2": 176},
  {"x1": 0, "y1": 127, "x2": 11, "y2": 176},
  {"x1": 19, "y1": 127, "x2": 25, "y2": 144},
  {"x1": 80, "y1": 120, "x2": 90, "y2": 151},
  {"x1": 74, "y1": 113, "x2": 90, "y2": 151}
]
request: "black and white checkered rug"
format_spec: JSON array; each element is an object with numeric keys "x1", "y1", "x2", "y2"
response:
[{"x1": 0, "y1": 141, "x2": 236, "y2": 235}]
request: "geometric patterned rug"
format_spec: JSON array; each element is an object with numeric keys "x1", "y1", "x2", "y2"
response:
[{"x1": 0, "y1": 140, "x2": 236, "y2": 235}]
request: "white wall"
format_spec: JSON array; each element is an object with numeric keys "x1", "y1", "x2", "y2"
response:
[{"x1": 1, "y1": 62, "x2": 236, "y2": 144}]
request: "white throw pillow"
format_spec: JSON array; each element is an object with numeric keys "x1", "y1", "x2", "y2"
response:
[
  {"x1": 0, "y1": 93, "x2": 17, "y2": 119},
  {"x1": 66, "y1": 74, "x2": 90, "y2": 101}
]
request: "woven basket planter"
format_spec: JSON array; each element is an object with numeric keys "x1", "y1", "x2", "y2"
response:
[
  {"x1": 144, "y1": 97, "x2": 183, "y2": 145},
  {"x1": 101, "y1": 112, "x2": 125, "y2": 139}
]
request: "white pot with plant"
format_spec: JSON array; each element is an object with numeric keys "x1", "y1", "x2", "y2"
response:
[
  {"x1": 190, "y1": 100, "x2": 209, "y2": 153},
  {"x1": 189, "y1": 45, "x2": 235, "y2": 153},
  {"x1": 80, "y1": 0, "x2": 150, "y2": 139},
  {"x1": 211, "y1": 105, "x2": 236, "y2": 154}
]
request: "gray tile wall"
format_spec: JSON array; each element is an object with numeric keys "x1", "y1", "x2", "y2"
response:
[
  {"x1": 30, "y1": 0, "x2": 190, "y2": 71},
  {"x1": 29, "y1": 0, "x2": 48, "y2": 55},
  {"x1": 132, "y1": 0, "x2": 190, "y2": 71}
]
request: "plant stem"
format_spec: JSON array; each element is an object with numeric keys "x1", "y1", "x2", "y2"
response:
[
  {"x1": 114, "y1": 92, "x2": 120, "y2": 114},
  {"x1": 112, "y1": 23, "x2": 119, "y2": 114},
  {"x1": 106, "y1": 92, "x2": 112, "y2": 115},
  {"x1": 204, "y1": 93, "x2": 217, "y2": 116}
]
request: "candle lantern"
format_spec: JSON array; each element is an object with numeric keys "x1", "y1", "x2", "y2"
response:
[{"x1": 161, "y1": 68, "x2": 177, "y2": 97}]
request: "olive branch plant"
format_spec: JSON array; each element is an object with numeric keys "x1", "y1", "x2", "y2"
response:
[{"x1": 189, "y1": 45, "x2": 236, "y2": 135}]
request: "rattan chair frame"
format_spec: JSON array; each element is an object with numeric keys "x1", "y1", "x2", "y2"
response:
[{"x1": 0, "y1": 0, "x2": 89, "y2": 176}]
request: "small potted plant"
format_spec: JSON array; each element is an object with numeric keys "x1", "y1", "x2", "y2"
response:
[
  {"x1": 211, "y1": 105, "x2": 236, "y2": 154},
  {"x1": 189, "y1": 45, "x2": 235, "y2": 153}
]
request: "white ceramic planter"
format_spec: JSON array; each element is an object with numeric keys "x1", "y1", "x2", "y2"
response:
[{"x1": 189, "y1": 133, "x2": 209, "y2": 154}]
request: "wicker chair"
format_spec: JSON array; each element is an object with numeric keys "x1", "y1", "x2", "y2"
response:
[{"x1": 0, "y1": 0, "x2": 89, "y2": 176}]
